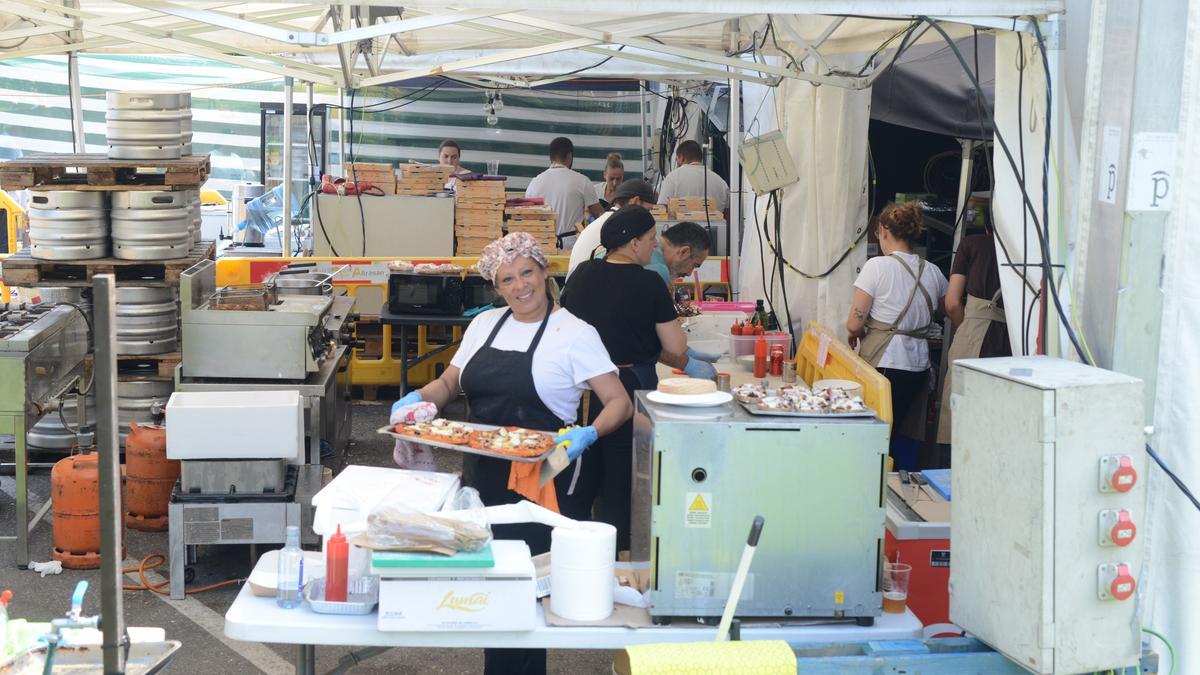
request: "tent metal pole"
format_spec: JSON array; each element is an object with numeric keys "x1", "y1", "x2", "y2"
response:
[
  {"x1": 92, "y1": 274, "x2": 125, "y2": 675},
  {"x1": 728, "y1": 75, "x2": 742, "y2": 299},
  {"x1": 639, "y1": 79, "x2": 648, "y2": 181},
  {"x1": 338, "y1": 87, "x2": 345, "y2": 175},
  {"x1": 283, "y1": 76, "x2": 294, "y2": 257},
  {"x1": 67, "y1": 51, "x2": 85, "y2": 153},
  {"x1": 951, "y1": 139, "x2": 976, "y2": 257},
  {"x1": 307, "y1": 80, "x2": 316, "y2": 181}
]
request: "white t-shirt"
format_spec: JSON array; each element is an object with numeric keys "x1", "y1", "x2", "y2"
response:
[
  {"x1": 450, "y1": 307, "x2": 617, "y2": 424},
  {"x1": 594, "y1": 183, "x2": 609, "y2": 204},
  {"x1": 656, "y1": 163, "x2": 730, "y2": 212},
  {"x1": 853, "y1": 252, "x2": 948, "y2": 371},
  {"x1": 567, "y1": 208, "x2": 616, "y2": 278},
  {"x1": 525, "y1": 165, "x2": 599, "y2": 238}
]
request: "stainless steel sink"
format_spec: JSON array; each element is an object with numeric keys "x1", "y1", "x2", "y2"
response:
[{"x1": 0, "y1": 640, "x2": 181, "y2": 674}]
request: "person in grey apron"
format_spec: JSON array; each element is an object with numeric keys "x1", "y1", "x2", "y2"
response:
[
  {"x1": 390, "y1": 233, "x2": 632, "y2": 675},
  {"x1": 847, "y1": 203, "x2": 948, "y2": 467}
]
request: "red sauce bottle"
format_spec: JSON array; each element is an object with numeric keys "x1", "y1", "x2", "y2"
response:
[
  {"x1": 325, "y1": 525, "x2": 349, "y2": 602},
  {"x1": 753, "y1": 334, "x2": 769, "y2": 379}
]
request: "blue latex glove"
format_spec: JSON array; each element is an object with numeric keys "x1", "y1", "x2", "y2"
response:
[
  {"x1": 683, "y1": 355, "x2": 717, "y2": 380},
  {"x1": 390, "y1": 391, "x2": 423, "y2": 415},
  {"x1": 554, "y1": 426, "x2": 599, "y2": 461},
  {"x1": 685, "y1": 346, "x2": 721, "y2": 363}
]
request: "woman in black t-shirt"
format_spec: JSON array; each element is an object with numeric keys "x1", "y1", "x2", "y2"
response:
[{"x1": 561, "y1": 205, "x2": 687, "y2": 550}]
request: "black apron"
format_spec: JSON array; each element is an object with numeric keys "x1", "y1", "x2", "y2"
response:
[
  {"x1": 459, "y1": 306, "x2": 590, "y2": 556},
  {"x1": 583, "y1": 360, "x2": 655, "y2": 554}
]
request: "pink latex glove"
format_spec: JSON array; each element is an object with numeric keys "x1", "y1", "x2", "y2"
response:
[{"x1": 389, "y1": 401, "x2": 438, "y2": 471}]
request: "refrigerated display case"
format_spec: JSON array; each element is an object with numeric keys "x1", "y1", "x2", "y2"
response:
[{"x1": 260, "y1": 103, "x2": 327, "y2": 220}]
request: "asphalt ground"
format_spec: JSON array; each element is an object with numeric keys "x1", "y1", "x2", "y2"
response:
[{"x1": 0, "y1": 400, "x2": 614, "y2": 674}]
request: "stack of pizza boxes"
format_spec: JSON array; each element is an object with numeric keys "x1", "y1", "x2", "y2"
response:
[
  {"x1": 503, "y1": 204, "x2": 558, "y2": 251},
  {"x1": 346, "y1": 162, "x2": 397, "y2": 194},
  {"x1": 396, "y1": 162, "x2": 454, "y2": 196},
  {"x1": 645, "y1": 203, "x2": 669, "y2": 222},
  {"x1": 454, "y1": 177, "x2": 506, "y2": 255},
  {"x1": 668, "y1": 196, "x2": 722, "y2": 221}
]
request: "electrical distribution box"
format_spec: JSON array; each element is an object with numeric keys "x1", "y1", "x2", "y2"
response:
[{"x1": 949, "y1": 357, "x2": 1146, "y2": 674}]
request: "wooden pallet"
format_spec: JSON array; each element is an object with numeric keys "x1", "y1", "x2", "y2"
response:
[
  {"x1": 81, "y1": 352, "x2": 180, "y2": 380},
  {"x1": 0, "y1": 240, "x2": 214, "y2": 287},
  {"x1": 117, "y1": 351, "x2": 181, "y2": 380},
  {"x1": 0, "y1": 153, "x2": 210, "y2": 191}
]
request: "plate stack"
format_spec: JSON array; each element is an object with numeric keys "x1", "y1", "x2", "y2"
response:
[
  {"x1": 105, "y1": 91, "x2": 186, "y2": 160},
  {"x1": 454, "y1": 177, "x2": 506, "y2": 255},
  {"x1": 503, "y1": 204, "x2": 558, "y2": 251},
  {"x1": 396, "y1": 163, "x2": 452, "y2": 196}
]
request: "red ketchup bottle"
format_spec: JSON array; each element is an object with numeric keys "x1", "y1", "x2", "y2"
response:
[
  {"x1": 325, "y1": 525, "x2": 349, "y2": 602},
  {"x1": 753, "y1": 333, "x2": 769, "y2": 379}
]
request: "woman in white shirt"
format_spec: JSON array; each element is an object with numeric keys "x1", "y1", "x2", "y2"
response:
[
  {"x1": 390, "y1": 232, "x2": 631, "y2": 675},
  {"x1": 846, "y1": 202, "x2": 948, "y2": 464},
  {"x1": 594, "y1": 152, "x2": 624, "y2": 208}
]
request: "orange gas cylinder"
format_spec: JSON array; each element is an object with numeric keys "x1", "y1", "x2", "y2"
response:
[
  {"x1": 51, "y1": 452, "x2": 102, "y2": 569},
  {"x1": 124, "y1": 423, "x2": 177, "y2": 532}
]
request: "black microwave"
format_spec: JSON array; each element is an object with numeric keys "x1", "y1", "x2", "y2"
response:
[
  {"x1": 387, "y1": 272, "x2": 464, "y2": 315},
  {"x1": 462, "y1": 275, "x2": 498, "y2": 310}
]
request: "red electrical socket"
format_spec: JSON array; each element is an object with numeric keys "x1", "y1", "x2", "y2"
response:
[
  {"x1": 1099, "y1": 455, "x2": 1137, "y2": 493},
  {"x1": 1098, "y1": 563, "x2": 1136, "y2": 601},
  {"x1": 1098, "y1": 509, "x2": 1137, "y2": 547}
]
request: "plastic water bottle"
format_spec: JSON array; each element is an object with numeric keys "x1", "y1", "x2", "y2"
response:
[{"x1": 276, "y1": 526, "x2": 304, "y2": 609}]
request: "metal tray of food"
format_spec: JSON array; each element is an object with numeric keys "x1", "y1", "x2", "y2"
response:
[
  {"x1": 737, "y1": 401, "x2": 877, "y2": 419},
  {"x1": 304, "y1": 575, "x2": 379, "y2": 615},
  {"x1": 376, "y1": 424, "x2": 559, "y2": 463}
]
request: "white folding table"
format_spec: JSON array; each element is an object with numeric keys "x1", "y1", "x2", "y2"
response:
[{"x1": 224, "y1": 584, "x2": 923, "y2": 674}]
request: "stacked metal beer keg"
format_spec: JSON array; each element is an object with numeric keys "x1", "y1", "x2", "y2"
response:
[{"x1": 26, "y1": 91, "x2": 199, "y2": 263}]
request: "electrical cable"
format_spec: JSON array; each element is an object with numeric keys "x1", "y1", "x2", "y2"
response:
[
  {"x1": 121, "y1": 553, "x2": 244, "y2": 596},
  {"x1": 1016, "y1": 31, "x2": 1031, "y2": 354},
  {"x1": 922, "y1": 17, "x2": 1088, "y2": 362},
  {"x1": 771, "y1": 190, "x2": 796, "y2": 348},
  {"x1": 1145, "y1": 444, "x2": 1200, "y2": 514},
  {"x1": 1141, "y1": 626, "x2": 1177, "y2": 675},
  {"x1": 1031, "y1": 18, "x2": 1055, "y2": 354}
]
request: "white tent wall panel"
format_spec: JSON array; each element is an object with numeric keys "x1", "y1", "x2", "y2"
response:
[
  {"x1": 1144, "y1": 0, "x2": 1200, "y2": 671},
  {"x1": 737, "y1": 56, "x2": 870, "y2": 340},
  {"x1": 990, "y1": 31, "x2": 1051, "y2": 358}
]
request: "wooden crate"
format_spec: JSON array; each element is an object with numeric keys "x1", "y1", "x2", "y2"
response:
[
  {"x1": 0, "y1": 240, "x2": 215, "y2": 287},
  {"x1": 0, "y1": 153, "x2": 211, "y2": 191}
]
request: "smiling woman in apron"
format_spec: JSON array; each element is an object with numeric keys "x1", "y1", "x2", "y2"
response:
[
  {"x1": 560, "y1": 205, "x2": 697, "y2": 552},
  {"x1": 847, "y1": 202, "x2": 948, "y2": 468},
  {"x1": 390, "y1": 232, "x2": 632, "y2": 675},
  {"x1": 936, "y1": 228, "x2": 1012, "y2": 444}
]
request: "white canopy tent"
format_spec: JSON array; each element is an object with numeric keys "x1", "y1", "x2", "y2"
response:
[{"x1": 2, "y1": 2, "x2": 1196, "y2": 673}]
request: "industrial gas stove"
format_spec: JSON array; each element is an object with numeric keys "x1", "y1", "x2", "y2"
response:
[
  {"x1": 0, "y1": 302, "x2": 90, "y2": 567},
  {"x1": 631, "y1": 392, "x2": 889, "y2": 624}
]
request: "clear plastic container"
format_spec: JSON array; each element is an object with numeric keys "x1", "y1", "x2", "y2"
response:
[
  {"x1": 729, "y1": 332, "x2": 792, "y2": 359},
  {"x1": 276, "y1": 526, "x2": 304, "y2": 609}
]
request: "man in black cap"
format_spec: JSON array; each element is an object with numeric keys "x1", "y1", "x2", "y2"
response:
[
  {"x1": 567, "y1": 178, "x2": 656, "y2": 276},
  {"x1": 568, "y1": 178, "x2": 713, "y2": 285}
]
